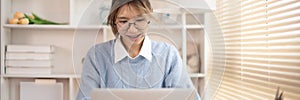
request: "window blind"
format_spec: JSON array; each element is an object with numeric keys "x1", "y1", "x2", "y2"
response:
[{"x1": 206, "y1": 0, "x2": 300, "y2": 99}]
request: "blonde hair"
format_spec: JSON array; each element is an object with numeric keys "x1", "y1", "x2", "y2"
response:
[{"x1": 107, "y1": 0, "x2": 153, "y2": 37}]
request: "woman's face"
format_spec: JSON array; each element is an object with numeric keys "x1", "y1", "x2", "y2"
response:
[{"x1": 115, "y1": 4, "x2": 149, "y2": 46}]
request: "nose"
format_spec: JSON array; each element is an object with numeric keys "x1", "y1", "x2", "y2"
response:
[{"x1": 127, "y1": 23, "x2": 138, "y2": 33}]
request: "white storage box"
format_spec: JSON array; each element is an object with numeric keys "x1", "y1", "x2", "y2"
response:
[{"x1": 20, "y1": 82, "x2": 63, "y2": 100}]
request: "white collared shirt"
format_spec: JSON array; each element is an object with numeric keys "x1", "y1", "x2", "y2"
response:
[{"x1": 114, "y1": 36, "x2": 152, "y2": 63}]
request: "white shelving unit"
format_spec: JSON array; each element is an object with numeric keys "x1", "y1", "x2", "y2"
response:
[
  {"x1": 150, "y1": 0, "x2": 215, "y2": 96},
  {"x1": 1, "y1": 0, "x2": 215, "y2": 100}
]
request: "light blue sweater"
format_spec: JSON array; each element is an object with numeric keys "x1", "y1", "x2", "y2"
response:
[{"x1": 76, "y1": 37, "x2": 199, "y2": 100}]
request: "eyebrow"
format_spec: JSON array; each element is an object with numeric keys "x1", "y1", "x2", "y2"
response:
[{"x1": 116, "y1": 17, "x2": 128, "y2": 20}]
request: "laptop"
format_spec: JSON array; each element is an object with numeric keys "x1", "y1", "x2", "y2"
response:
[{"x1": 91, "y1": 88, "x2": 197, "y2": 100}]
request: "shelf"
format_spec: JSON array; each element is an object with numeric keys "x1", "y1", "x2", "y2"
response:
[
  {"x1": 186, "y1": 25, "x2": 204, "y2": 29},
  {"x1": 3, "y1": 24, "x2": 110, "y2": 30},
  {"x1": 189, "y1": 73, "x2": 205, "y2": 78},
  {"x1": 3, "y1": 24, "x2": 203, "y2": 30},
  {"x1": 149, "y1": 25, "x2": 203, "y2": 29},
  {"x1": 3, "y1": 74, "x2": 81, "y2": 79}
]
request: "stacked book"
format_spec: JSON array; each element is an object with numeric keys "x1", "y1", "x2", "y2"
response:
[{"x1": 5, "y1": 45, "x2": 54, "y2": 75}]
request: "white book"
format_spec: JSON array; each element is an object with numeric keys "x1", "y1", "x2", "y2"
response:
[
  {"x1": 6, "y1": 45, "x2": 54, "y2": 53},
  {"x1": 6, "y1": 67, "x2": 52, "y2": 75},
  {"x1": 6, "y1": 52, "x2": 53, "y2": 60},
  {"x1": 20, "y1": 82, "x2": 63, "y2": 100},
  {"x1": 6, "y1": 60, "x2": 52, "y2": 67}
]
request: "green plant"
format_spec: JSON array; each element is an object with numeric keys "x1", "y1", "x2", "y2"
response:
[{"x1": 24, "y1": 13, "x2": 68, "y2": 25}]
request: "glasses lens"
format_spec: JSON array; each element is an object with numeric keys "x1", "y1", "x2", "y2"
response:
[
  {"x1": 134, "y1": 17, "x2": 148, "y2": 29},
  {"x1": 118, "y1": 16, "x2": 148, "y2": 31}
]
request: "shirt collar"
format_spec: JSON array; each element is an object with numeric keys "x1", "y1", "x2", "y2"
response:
[{"x1": 114, "y1": 36, "x2": 152, "y2": 63}]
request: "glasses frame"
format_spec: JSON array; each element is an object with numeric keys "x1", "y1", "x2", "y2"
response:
[{"x1": 115, "y1": 16, "x2": 150, "y2": 32}]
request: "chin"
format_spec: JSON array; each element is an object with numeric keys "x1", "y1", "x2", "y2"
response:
[
  {"x1": 131, "y1": 37, "x2": 144, "y2": 45},
  {"x1": 126, "y1": 36, "x2": 144, "y2": 45}
]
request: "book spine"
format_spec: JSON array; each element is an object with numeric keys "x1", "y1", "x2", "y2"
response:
[
  {"x1": 6, "y1": 52, "x2": 53, "y2": 60},
  {"x1": 6, "y1": 60, "x2": 52, "y2": 67},
  {"x1": 6, "y1": 67, "x2": 52, "y2": 74},
  {"x1": 6, "y1": 45, "x2": 54, "y2": 53}
]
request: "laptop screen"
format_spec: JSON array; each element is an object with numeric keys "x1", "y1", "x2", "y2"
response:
[{"x1": 91, "y1": 88, "x2": 197, "y2": 100}]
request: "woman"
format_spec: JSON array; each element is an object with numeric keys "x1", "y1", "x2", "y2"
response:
[{"x1": 76, "y1": 0, "x2": 198, "y2": 99}]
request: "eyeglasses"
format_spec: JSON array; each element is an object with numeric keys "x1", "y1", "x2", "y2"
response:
[{"x1": 116, "y1": 16, "x2": 150, "y2": 32}]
